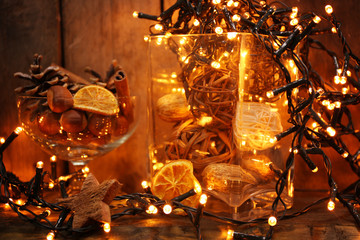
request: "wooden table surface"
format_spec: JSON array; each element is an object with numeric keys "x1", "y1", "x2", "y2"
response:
[{"x1": 0, "y1": 191, "x2": 358, "y2": 240}]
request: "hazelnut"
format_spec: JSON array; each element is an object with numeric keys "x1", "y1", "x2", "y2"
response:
[
  {"x1": 156, "y1": 93, "x2": 191, "y2": 121},
  {"x1": 47, "y1": 85, "x2": 74, "y2": 113},
  {"x1": 113, "y1": 116, "x2": 129, "y2": 136},
  {"x1": 38, "y1": 110, "x2": 61, "y2": 135},
  {"x1": 88, "y1": 114, "x2": 114, "y2": 136},
  {"x1": 60, "y1": 109, "x2": 87, "y2": 133}
]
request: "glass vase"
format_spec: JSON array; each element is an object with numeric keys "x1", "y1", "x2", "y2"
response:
[{"x1": 147, "y1": 33, "x2": 297, "y2": 220}]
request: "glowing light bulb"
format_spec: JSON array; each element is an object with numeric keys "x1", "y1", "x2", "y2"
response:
[
  {"x1": 0, "y1": 137, "x2": 5, "y2": 144},
  {"x1": 82, "y1": 166, "x2": 90, "y2": 173},
  {"x1": 326, "y1": 126, "x2": 336, "y2": 137},
  {"x1": 227, "y1": 32, "x2": 237, "y2": 40},
  {"x1": 322, "y1": 99, "x2": 330, "y2": 106},
  {"x1": 193, "y1": 19, "x2": 200, "y2": 26},
  {"x1": 232, "y1": 14, "x2": 241, "y2": 22},
  {"x1": 243, "y1": 12, "x2": 250, "y2": 19},
  {"x1": 342, "y1": 87, "x2": 349, "y2": 94},
  {"x1": 199, "y1": 194, "x2": 208, "y2": 205},
  {"x1": 154, "y1": 24, "x2": 163, "y2": 31},
  {"x1": 334, "y1": 75, "x2": 340, "y2": 84},
  {"x1": 342, "y1": 152, "x2": 349, "y2": 158},
  {"x1": 233, "y1": 1, "x2": 239, "y2": 7},
  {"x1": 163, "y1": 204, "x2": 172, "y2": 214},
  {"x1": 49, "y1": 182, "x2": 54, "y2": 189},
  {"x1": 290, "y1": 12, "x2": 296, "y2": 19},
  {"x1": 14, "y1": 127, "x2": 23, "y2": 134},
  {"x1": 141, "y1": 180, "x2": 149, "y2": 189},
  {"x1": 226, "y1": 229, "x2": 234, "y2": 240},
  {"x1": 215, "y1": 26, "x2": 223, "y2": 34},
  {"x1": 327, "y1": 200, "x2": 335, "y2": 211},
  {"x1": 132, "y1": 11, "x2": 139, "y2": 18},
  {"x1": 290, "y1": 18, "x2": 298, "y2": 26},
  {"x1": 347, "y1": 70, "x2": 351, "y2": 77},
  {"x1": 194, "y1": 182, "x2": 202, "y2": 194},
  {"x1": 266, "y1": 91, "x2": 274, "y2": 98},
  {"x1": 340, "y1": 76, "x2": 347, "y2": 84},
  {"x1": 46, "y1": 231, "x2": 55, "y2": 240},
  {"x1": 325, "y1": 5, "x2": 333, "y2": 15},
  {"x1": 211, "y1": 61, "x2": 221, "y2": 69},
  {"x1": 327, "y1": 104, "x2": 335, "y2": 110},
  {"x1": 36, "y1": 161, "x2": 44, "y2": 169},
  {"x1": 335, "y1": 101, "x2": 341, "y2": 108},
  {"x1": 146, "y1": 205, "x2": 158, "y2": 214},
  {"x1": 103, "y1": 222, "x2": 111, "y2": 233},
  {"x1": 268, "y1": 216, "x2": 277, "y2": 226},
  {"x1": 179, "y1": 38, "x2": 186, "y2": 45},
  {"x1": 164, "y1": 32, "x2": 172, "y2": 38},
  {"x1": 144, "y1": 36, "x2": 149, "y2": 42},
  {"x1": 331, "y1": 27, "x2": 337, "y2": 33},
  {"x1": 292, "y1": 7, "x2": 298, "y2": 15},
  {"x1": 50, "y1": 155, "x2": 56, "y2": 162},
  {"x1": 312, "y1": 167, "x2": 318, "y2": 173},
  {"x1": 269, "y1": 137, "x2": 277, "y2": 144},
  {"x1": 227, "y1": 0, "x2": 234, "y2": 7},
  {"x1": 293, "y1": 149, "x2": 299, "y2": 154},
  {"x1": 290, "y1": 7, "x2": 299, "y2": 19},
  {"x1": 212, "y1": 0, "x2": 221, "y2": 4},
  {"x1": 313, "y1": 16, "x2": 321, "y2": 24},
  {"x1": 171, "y1": 72, "x2": 177, "y2": 78}
]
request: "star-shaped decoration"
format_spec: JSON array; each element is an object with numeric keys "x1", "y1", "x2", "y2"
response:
[{"x1": 58, "y1": 173, "x2": 122, "y2": 229}]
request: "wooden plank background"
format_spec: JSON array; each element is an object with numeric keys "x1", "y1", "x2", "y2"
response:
[{"x1": 0, "y1": 0, "x2": 359, "y2": 194}]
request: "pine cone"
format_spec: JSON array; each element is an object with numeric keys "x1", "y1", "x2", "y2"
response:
[{"x1": 14, "y1": 54, "x2": 84, "y2": 97}]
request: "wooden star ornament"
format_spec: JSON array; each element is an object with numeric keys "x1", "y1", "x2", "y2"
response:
[{"x1": 58, "y1": 173, "x2": 122, "y2": 229}]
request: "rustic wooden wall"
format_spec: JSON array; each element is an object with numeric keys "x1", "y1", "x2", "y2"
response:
[
  {"x1": 0, "y1": 0, "x2": 359, "y2": 193},
  {"x1": 0, "y1": 0, "x2": 60, "y2": 181}
]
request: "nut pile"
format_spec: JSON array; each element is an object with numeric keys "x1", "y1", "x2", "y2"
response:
[{"x1": 16, "y1": 55, "x2": 133, "y2": 147}]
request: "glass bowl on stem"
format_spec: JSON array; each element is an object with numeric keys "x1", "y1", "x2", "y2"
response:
[{"x1": 17, "y1": 95, "x2": 139, "y2": 193}]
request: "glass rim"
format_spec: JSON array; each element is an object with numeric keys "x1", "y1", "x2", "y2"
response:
[
  {"x1": 16, "y1": 94, "x2": 137, "y2": 99},
  {"x1": 147, "y1": 32, "x2": 265, "y2": 38}
]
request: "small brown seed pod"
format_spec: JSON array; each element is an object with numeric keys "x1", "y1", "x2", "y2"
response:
[
  {"x1": 60, "y1": 109, "x2": 87, "y2": 133},
  {"x1": 38, "y1": 110, "x2": 61, "y2": 135},
  {"x1": 47, "y1": 85, "x2": 74, "y2": 113},
  {"x1": 88, "y1": 114, "x2": 114, "y2": 136}
]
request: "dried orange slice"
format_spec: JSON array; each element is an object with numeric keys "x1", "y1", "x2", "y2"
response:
[
  {"x1": 73, "y1": 85, "x2": 119, "y2": 115},
  {"x1": 151, "y1": 160, "x2": 201, "y2": 207}
]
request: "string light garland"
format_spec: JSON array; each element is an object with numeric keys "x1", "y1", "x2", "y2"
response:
[
  {"x1": 133, "y1": 0, "x2": 360, "y2": 239},
  {"x1": 0, "y1": 0, "x2": 360, "y2": 239},
  {"x1": 0, "y1": 127, "x2": 358, "y2": 239}
]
